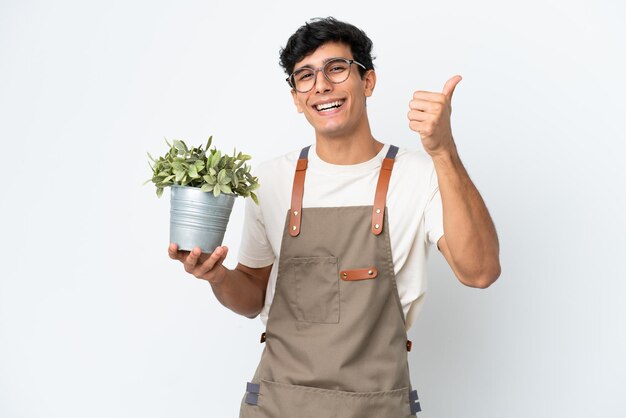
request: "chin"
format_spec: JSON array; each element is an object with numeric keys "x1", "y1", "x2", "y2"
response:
[{"x1": 316, "y1": 127, "x2": 348, "y2": 138}]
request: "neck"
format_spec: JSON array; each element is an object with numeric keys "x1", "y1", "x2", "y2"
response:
[{"x1": 314, "y1": 118, "x2": 383, "y2": 165}]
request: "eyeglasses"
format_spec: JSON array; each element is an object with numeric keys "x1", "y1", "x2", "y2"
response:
[{"x1": 286, "y1": 58, "x2": 367, "y2": 93}]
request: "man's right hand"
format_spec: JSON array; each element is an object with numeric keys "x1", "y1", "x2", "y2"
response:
[{"x1": 168, "y1": 243, "x2": 229, "y2": 285}]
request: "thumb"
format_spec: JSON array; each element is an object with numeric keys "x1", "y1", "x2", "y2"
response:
[{"x1": 442, "y1": 75, "x2": 462, "y2": 101}]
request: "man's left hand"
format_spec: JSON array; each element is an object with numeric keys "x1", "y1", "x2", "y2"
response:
[{"x1": 408, "y1": 75, "x2": 462, "y2": 157}]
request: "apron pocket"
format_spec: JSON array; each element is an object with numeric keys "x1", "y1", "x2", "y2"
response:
[
  {"x1": 256, "y1": 379, "x2": 411, "y2": 418},
  {"x1": 292, "y1": 256, "x2": 339, "y2": 323}
]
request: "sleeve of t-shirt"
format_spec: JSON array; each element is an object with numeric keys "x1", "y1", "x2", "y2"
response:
[
  {"x1": 424, "y1": 167, "x2": 445, "y2": 249},
  {"x1": 237, "y1": 195, "x2": 276, "y2": 268}
]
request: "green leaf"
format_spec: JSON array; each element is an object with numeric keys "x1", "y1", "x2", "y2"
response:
[
  {"x1": 175, "y1": 170, "x2": 185, "y2": 182},
  {"x1": 164, "y1": 137, "x2": 172, "y2": 148},
  {"x1": 142, "y1": 178, "x2": 153, "y2": 186},
  {"x1": 201, "y1": 184, "x2": 213, "y2": 192},
  {"x1": 250, "y1": 192, "x2": 259, "y2": 205},
  {"x1": 205, "y1": 135, "x2": 213, "y2": 150},
  {"x1": 188, "y1": 164, "x2": 199, "y2": 178},
  {"x1": 157, "y1": 187, "x2": 164, "y2": 198},
  {"x1": 213, "y1": 186, "x2": 221, "y2": 197},
  {"x1": 202, "y1": 174, "x2": 217, "y2": 185},
  {"x1": 147, "y1": 152, "x2": 156, "y2": 162},
  {"x1": 173, "y1": 139, "x2": 188, "y2": 153},
  {"x1": 211, "y1": 150, "x2": 222, "y2": 168},
  {"x1": 217, "y1": 169, "x2": 226, "y2": 183},
  {"x1": 220, "y1": 184, "x2": 232, "y2": 194}
]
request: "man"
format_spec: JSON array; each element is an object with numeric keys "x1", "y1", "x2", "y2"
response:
[{"x1": 168, "y1": 17, "x2": 500, "y2": 417}]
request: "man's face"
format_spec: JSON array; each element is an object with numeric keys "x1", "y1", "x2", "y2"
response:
[{"x1": 290, "y1": 42, "x2": 375, "y2": 139}]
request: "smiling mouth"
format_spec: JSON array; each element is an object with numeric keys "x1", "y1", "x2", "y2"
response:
[{"x1": 315, "y1": 100, "x2": 345, "y2": 112}]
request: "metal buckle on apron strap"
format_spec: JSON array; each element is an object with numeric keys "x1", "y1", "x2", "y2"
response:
[
  {"x1": 260, "y1": 332, "x2": 266, "y2": 343},
  {"x1": 406, "y1": 340, "x2": 413, "y2": 352},
  {"x1": 244, "y1": 382, "x2": 260, "y2": 405}
]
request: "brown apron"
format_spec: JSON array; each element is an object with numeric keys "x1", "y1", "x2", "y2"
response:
[{"x1": 239, "y1": 145, "x2": 421, "y2": 417}]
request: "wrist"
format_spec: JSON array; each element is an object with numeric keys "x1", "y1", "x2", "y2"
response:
[
  {"x1": 429, "y1": 143, "x2": 459, "y2": 164},
  {"x1": 209, "y1": 265, "x2": 229, "y2": 287}
]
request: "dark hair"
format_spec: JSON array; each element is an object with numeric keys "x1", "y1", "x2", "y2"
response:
[{"x1": 279, "y1": 17, "x2": 375, "y2": 78}]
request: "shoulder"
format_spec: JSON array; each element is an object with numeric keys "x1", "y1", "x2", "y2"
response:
[
  {"x1": 254, "y1": 150, "x2": 300, "y2": 174},
  {"x1": 251, "y1": 148, "x2": 305, "y2": 209},
  {"x1": 394, "y1": 146, "x2": 433, "y2": 169},
  {"x1": 253, "y1": 148, "x2": 302, "y2": 178},
  {"x1": 391, "y1": 146, "x2": 436, "y2": 183}
]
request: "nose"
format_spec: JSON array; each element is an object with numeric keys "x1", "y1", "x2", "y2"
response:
[{"x1": 314, "y1": 68, "x2": 332, "y2": 93}]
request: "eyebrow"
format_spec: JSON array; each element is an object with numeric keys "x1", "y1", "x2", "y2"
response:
[{"x1": 293, "y1": 57, "x2": 351, "y2": 72}]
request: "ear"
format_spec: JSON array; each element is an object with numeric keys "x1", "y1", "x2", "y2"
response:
[
  {"x1": 291, "y1": 89, "x2": 304, "y2": 113},
  {"x1": 363, "y1": 70, "x2": 376, "y2": 97}
]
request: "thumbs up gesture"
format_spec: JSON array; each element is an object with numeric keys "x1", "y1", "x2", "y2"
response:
[{"x1": 408, "y1": 75, "x2": 462, "y2": 157}]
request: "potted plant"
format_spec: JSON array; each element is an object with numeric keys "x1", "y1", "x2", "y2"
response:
[{"x1": 145, "y1": 136, "x2": 259, "y2": 253}]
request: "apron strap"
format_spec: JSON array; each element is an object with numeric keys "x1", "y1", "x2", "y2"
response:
[
  {"x1": 371, "y1": 145, "x2": 399, "y2": 235},
  {"x1": 289, "y1": 146, "x2": 311, "y2": 237}
]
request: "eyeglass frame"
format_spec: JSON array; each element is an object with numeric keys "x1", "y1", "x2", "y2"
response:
[{"x1": 286, "y1": 57, "x2": 368, "y2": 93}]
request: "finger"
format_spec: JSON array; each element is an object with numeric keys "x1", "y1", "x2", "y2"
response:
[
  {"x1": 442, "y1": 75, "x2": 462, "y2": 100},
  {"x1": 183, "y1": 246, "x2": 203, "y2": 272},
  {"x1": 195, "y1": 246, "x2": 228, "y2": 277},
  {"x1": 168, "y1": 243, "x2": 186, "y2": 261},
  {"x1": 168, "y1": 243, "x2": 177, "y2": 259},
  {"x1": 409, "y1": 99, "x2": 444, "y2": 114},
  {"x1": 409, "y1": 121, "x2": 435, "y2": 138},
  {"x1": 407, "y1": 109, "x2": 429, "y2": 122},
  {"x1": 409, "y1": 120, "x2": 423, "y2": 134},
  {"x1": 412, "y1": 90, "x2": 446, "y2": 103}
]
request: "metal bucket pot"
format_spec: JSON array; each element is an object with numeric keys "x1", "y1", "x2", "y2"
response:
[{"x1": 169, "y1": 185, "x2": 236, "y2": 254}]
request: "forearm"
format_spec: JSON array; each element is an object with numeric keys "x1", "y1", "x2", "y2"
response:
[
  {"x1": 210, "y1": 266, "x2": 266, "y2": 319},
  {"x1": 432, "y1": 143, "x2": 501, "y2": 285}
]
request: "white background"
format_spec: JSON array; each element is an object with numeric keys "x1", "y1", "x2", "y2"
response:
[{"x1": 1, "y1": 1, "x2": 625, "y2": 417}]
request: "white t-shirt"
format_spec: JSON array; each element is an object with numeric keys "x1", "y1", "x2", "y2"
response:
[{"x1": 237, "y1": 143, "x2": 444, "y2": 330}]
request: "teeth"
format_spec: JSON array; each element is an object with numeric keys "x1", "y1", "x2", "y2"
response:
[{"x1": 316, "y1": 100, "x2": 344, "y2": 111}]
